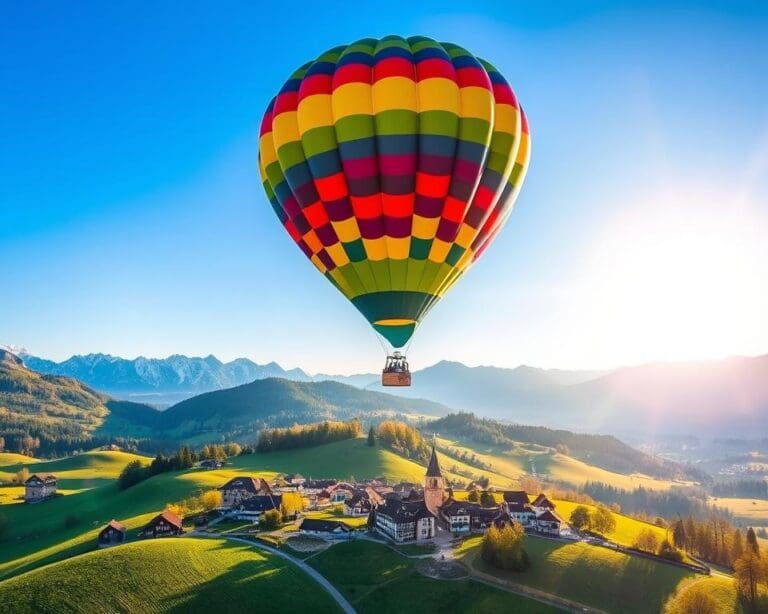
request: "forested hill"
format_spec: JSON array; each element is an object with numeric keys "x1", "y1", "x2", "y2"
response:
[
  {"x1": 426, "y1": 412, "x2": 703, "y2": 481},
  {"x1": 0, "y1": 349, "x2": 159, "y2": 455},
  {"x1": 159, "y1": 378, "x2": 450, "y2": 440}
]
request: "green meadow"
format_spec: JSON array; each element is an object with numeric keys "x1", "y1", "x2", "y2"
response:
[{"x1": 0, "y1": 538, "x2": 341, "y2": 613}]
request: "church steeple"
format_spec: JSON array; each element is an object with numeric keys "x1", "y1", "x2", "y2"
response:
[
  {"x1": 424, "y1": 445, "x2": 445, "y2": 515},
  {"x1": 426, "y1": 445, "x2": 443, "y2": 478}
]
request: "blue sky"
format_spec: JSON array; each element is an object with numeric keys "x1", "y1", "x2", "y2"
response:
[{"x1": 2, "y1": 1, "x2": 767, "y2": 374}]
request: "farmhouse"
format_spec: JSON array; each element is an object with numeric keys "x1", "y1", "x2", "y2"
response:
[
  {"x1": 24, "y1": 473, "x2": 57, "y2": 503},
  {"x1": 98, "y1": 520, "x2": 126, "y2": 545},
  {"x1": 302, "y1": 479, "x2": 338, "y2": 494},
  {"x1": 140, "y1": 511, "x2": 183, "y2": 538},
  {"x1": 299, "y1": 518, "x2": 353, "y2": 538},
  {"x1": 440, "y1": 499, "x2": 507, "y2": 534},
  {"x1": 233, "y1": 494, "x2": 282, "y2": 523},
  {"x1": 344, "y1": 487, "x2": 384, "y2": 516},
  {"x1": 531, "y1": 493, "x2": 556, "y2": 513},
  {"x1": 502, "y1": 490, "x2": 535, "y2": 526},
  {"x1": 219, "y1": 476, "x2": 272, "y2": 508},
  {"x1": 284, "y1": 473, "x2": 306, "y2": 486},
  {"x1": 534, "y1": 509, "x2": 566, "y2": 536},
  {"x1": 200, "y1": 459, "x2": 223, "y2": 469}
]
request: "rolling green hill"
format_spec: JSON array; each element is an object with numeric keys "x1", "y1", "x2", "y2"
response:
[
  {"x1": 0, "y1": 538, "x2": 341, "y2": 613},
  {"x1": 455, "y1": 535, "x2": 735, "y2": 614},
  {"x1": 160, "y1": 377, "x2": 449, "y2": 441}
]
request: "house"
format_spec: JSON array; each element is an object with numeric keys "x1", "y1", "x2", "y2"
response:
[
  {"x1": 303, "y1": 479, "x2": 338, "y2": 495},
  {"x1": 24, "y1": 473, "x2": 57, "y2": 503},
  {"x1": 534, "y1": 509, "x2": 565, "y2": 536},
  {"x1": 233, "y1": 495, "x2": 282, "y2": 523},
  {"x1": 374, "y1": 498, "x2": 436, "y2": 542},
  {"x1": 219, "y1": 476, "x2": 272, "y2": 508},
  {"x1": 329, "y1": 484, "x2": 354, "y2": 503},
  {"x1": 531, "y1": 493, "x2": 556, "y2": 513},
  {"x1": 440, "y1": 499, "x2": 506, "y2": 534},
  {"x1": 299, "y1": 518, "x2": 352, "y2": 538},
  {"x1": 140, "y1": 511, "x2": 183, "y2": 538},
  {"x1": 502, "y1": 490, "x2": 535, "y2": 526},
  {"x1": 284, "y1": 473, "x2": 306, "y2": 486},
  {"x1": 98, "y1": 520, "x2": 126, "y2": 545},
  {"x1": 344, "y1": 487, "x2": 384, "y2": 516},
  {"x1": 200, "y1": 459, "x2": 223, "y2": 469}
]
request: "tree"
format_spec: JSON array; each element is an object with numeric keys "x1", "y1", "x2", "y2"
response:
[
  {"x1": 15, "y1": 467, "x2": 30, "y2": 485},
  {"x1": 569, "y1": 505, "x2": 592, "y2": 532},
  {"x1": 481, "y1": 524, "x2": 529, "y2": 571},
  {"x1": 200, "y1": 489, "x2": 222, "y2": 511},
  {"x1": 367, "y1": 426, "x2": 376, "y2": 447},
  {"x1": 259, "y1": 509, "x2": 281, "y2": 531},
  {"x1": 0, "y1": 436, "x2": 5, "y2": 452},
  {"x1": 673, "y1": 519, "x2": 687, "y2": 550},
  {"x1": 166, "y1": 503, "x2": 187, "y2": 519},
  {"x1": 746, "y1": 527, "x2": 760, "y2": 557},
  {"x1": 592, "y1": 505, "x2": 616, "y2": 535},
  {"x1": 281, "y1": 492, "x2": 306, "y2": 521},
  {"x1": 634, "y1": 528, "x2": 659, "y2": 553},
  {"x1": 734, "y1": 551, "x2": 763, "y2": 611},
  {"x1": 519, "y1": 475, "x2": 541, "y2": 495},
  {"x1": 480, "y1": 491, "x2": 496, "y2": 507},
  {"x1": 665, "y1": 586, "x2": 719, "y2": 614},
  {"x1": 118, "y1": 460, "x2": 146, "y2": 490},
  {"x1": 732, "y1": 529, "x2": 745, "y2": 561}
]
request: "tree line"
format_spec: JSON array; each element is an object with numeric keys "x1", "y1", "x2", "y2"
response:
[
  {"x1": 376, "y1": 421, "x2": 431, "y2": 463},
  {"x1": 255, "y1": 420, "x2": 362, "y2": 452},
  {"x1": 712, "y1": 479, "x2": 768, "y2": 499}
]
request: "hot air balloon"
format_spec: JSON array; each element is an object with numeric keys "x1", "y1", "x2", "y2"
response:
[{"x1": 258, "y1": 35, "x2": 530, "y2": 386}]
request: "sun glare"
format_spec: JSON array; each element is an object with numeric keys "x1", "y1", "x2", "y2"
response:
[{"x1": 579, "y1": 186, "x2": 767, "y2": 364}]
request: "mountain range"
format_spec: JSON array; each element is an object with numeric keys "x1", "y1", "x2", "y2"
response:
[{"x1": 15, "y1": 350, "x2": 768, "y2": 438}]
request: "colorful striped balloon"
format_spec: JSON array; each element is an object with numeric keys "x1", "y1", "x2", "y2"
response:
[{"x1": 259, "y1": 36, "x2": 530, "y2": 348}]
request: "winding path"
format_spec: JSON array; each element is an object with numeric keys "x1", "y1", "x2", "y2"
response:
[{"x1": 195, "y1": 534, "x2": 355, "y2": 614}]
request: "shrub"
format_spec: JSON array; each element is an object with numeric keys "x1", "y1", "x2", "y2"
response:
[
  {"x1": 259, "y1": 509, "x2": 281, "y2": 531},
  {"x1": 481, "y1": 524, "x2": 530, "y2": 572}
]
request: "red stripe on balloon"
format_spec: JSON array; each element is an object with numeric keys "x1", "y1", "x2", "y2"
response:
[
  {"x1": 374, "y1": 57, "x2": 415, "y2": 81},
  {"x1": 416, "y1": 58, "x2": 454, "y2": 80},
  {"x1": 298, "y1": 74, "x2": 333, "y2": 99},
  {"x1": 333, "y1": 64, "x2": 372, "y2": 87},
  {"x1": 456, "y1": 66, "x2": 492, "y2": 89}
]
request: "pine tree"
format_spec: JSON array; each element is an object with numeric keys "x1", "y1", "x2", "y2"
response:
[
  {"x1": 367, "y1": 426, "x2": 376, "y2": 447},
  {"x1": 673, "y1": 519, "x2": 687, "y2": 549},
  {"x1": 746, "y1": 527, "x2": 760, "y2": 557}
]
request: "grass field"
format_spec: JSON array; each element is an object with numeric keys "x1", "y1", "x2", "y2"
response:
[
  {"x1": 663, "y1": 575, "x2": 738, "y2": 613},
  {"x1": 710, "y1": 497, "x2": 768, "y2": 525},
  {"x1": 455, "y1": 535, "x2": 732, "y2": 614},
  {"x1": 308, "y1": 539, "x2": 560, "y2": 613},
  {"x1": 0, "y1": 538, "x2": 341, "y2": 613},
  {"x1": 437, "y1": 437, "x2": 689, "y2": 491}
]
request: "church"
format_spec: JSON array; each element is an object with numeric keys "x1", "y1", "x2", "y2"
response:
[{"x1": 373, "y1": 446, "x2": 445, "y2": 543}]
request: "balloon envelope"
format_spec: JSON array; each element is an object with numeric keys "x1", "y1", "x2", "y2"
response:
[{"x1": 259, "y1": 35, "x2": 530, "y2": 348}]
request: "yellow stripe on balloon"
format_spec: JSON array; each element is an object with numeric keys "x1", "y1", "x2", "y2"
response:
[
  {"x1": 372, "y1": 77, "x2": 418, "y2": 112},
  {"x1": 297, "y1": 94, "x2": 334, "y2": 133},
  {"x1": 325, "y1": 242, "x2": 350, "y2": 268},
  {"x1": 494, "y1": 104, "x2": 520, "y2": 136},
  {"x1": 309, "y1": 253, "x2": 328, "y2": 274},
  {"x1": 428, "y1": 239, "x2": 451, "y2": 263},
  {"x1": 363, "y1": 237, "x2": 388, "y2": 261},
  {"x1": 374, "y1": 318, "x2": 417, "y2": 326},
  {"x1": 459, "y1": 87, "x2": 495, "y2": 121},
  {"x1": 259, "y1": 133, "x2": 278, "y2": 167},
  {"x1": 417, "y1": 78, "x2": 459, "y2": 113},
  {"x1": 272, "y1": 112, "x2": 301, "y2": 149},
  {"x1": 333, "y1": 218, "x2": 361, "y2": 243},
  {"x1": 332, "y1": 83, "x2": 374, "y2": 118},
  {"x1": 386, "y1": 236, "x2": 410, "y2": 260},
  {"x1": 455, "y1": 223, "x2": 477, "y2": 249},
  {"x1": 412, "y1": 215, "x2": 439, "y2": 240}
]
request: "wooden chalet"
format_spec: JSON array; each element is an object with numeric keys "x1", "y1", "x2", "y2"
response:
[
  {"x1": 531, "y1": 493, "x2": 556, "y2": 512},
  {"x1": 374, "y1": 498, "x2": 436, "y2": 542},
  {"x1": 440, "y1": 499, "x2": 507, "y2": 534},
  {"x1": 24, "y1": 473, "x2": 57, "y2": 503},
  {"x1": 98, "y1": 520, "x2": 126, "y2": 545},
  {"x1": 534, "y1": 509, "x2": 565, "y2": 536},
  {"x1": 502, "y1": 490, "x2": 535, "y2": 526},
  {"x1": 140, "y1": 511, "x2": 184, "y2": 538},
  {"x1": 344, "y1": 487, "x2": 384, "y2": 516},
  {"x1": 219, "y1": 476, "x2": 272, "y2": 508},
  {"x1": 233, "y1": 494, "x2": 282, "y2": 523}
]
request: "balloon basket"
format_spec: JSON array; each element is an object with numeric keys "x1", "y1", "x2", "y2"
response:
[{"x1": 382, "y1": 352, "x2": 411, "y2": 387}]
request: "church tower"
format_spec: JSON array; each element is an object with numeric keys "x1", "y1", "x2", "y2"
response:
[{"x1": 424, "y1": 446, "x2": 445, "y2": 515}]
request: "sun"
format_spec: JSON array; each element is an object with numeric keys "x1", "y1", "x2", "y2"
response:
[{"x1": 579, "y1": 184, "x2": 768, "y2": 364}]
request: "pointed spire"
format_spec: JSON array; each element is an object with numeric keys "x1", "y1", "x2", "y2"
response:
[{"x1": 426, "y1": 445, "x2": 443, "y2": 478}]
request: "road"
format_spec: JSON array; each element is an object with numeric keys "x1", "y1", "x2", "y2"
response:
[{"x1": 195, "y1": 533, "x2": 355, "y2": 614}]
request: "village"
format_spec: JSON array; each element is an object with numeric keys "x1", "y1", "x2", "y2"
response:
[{"x1": 22, "y1": 447, "x2": 570, "y2": 547}]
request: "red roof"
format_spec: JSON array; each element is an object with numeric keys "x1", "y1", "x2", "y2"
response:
[
  {"x1": 532, "y1": 494, "x2": 555, "y2": 509},
  {"x1": 158, "y1": 510, "x2": 183, "y2": 528},
  {"x1": 536, "y1": 510, "x2": 562, "y2": 523},
  {"x1": 106, "y1": 519, "x2": 126, "y2": 532}
]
